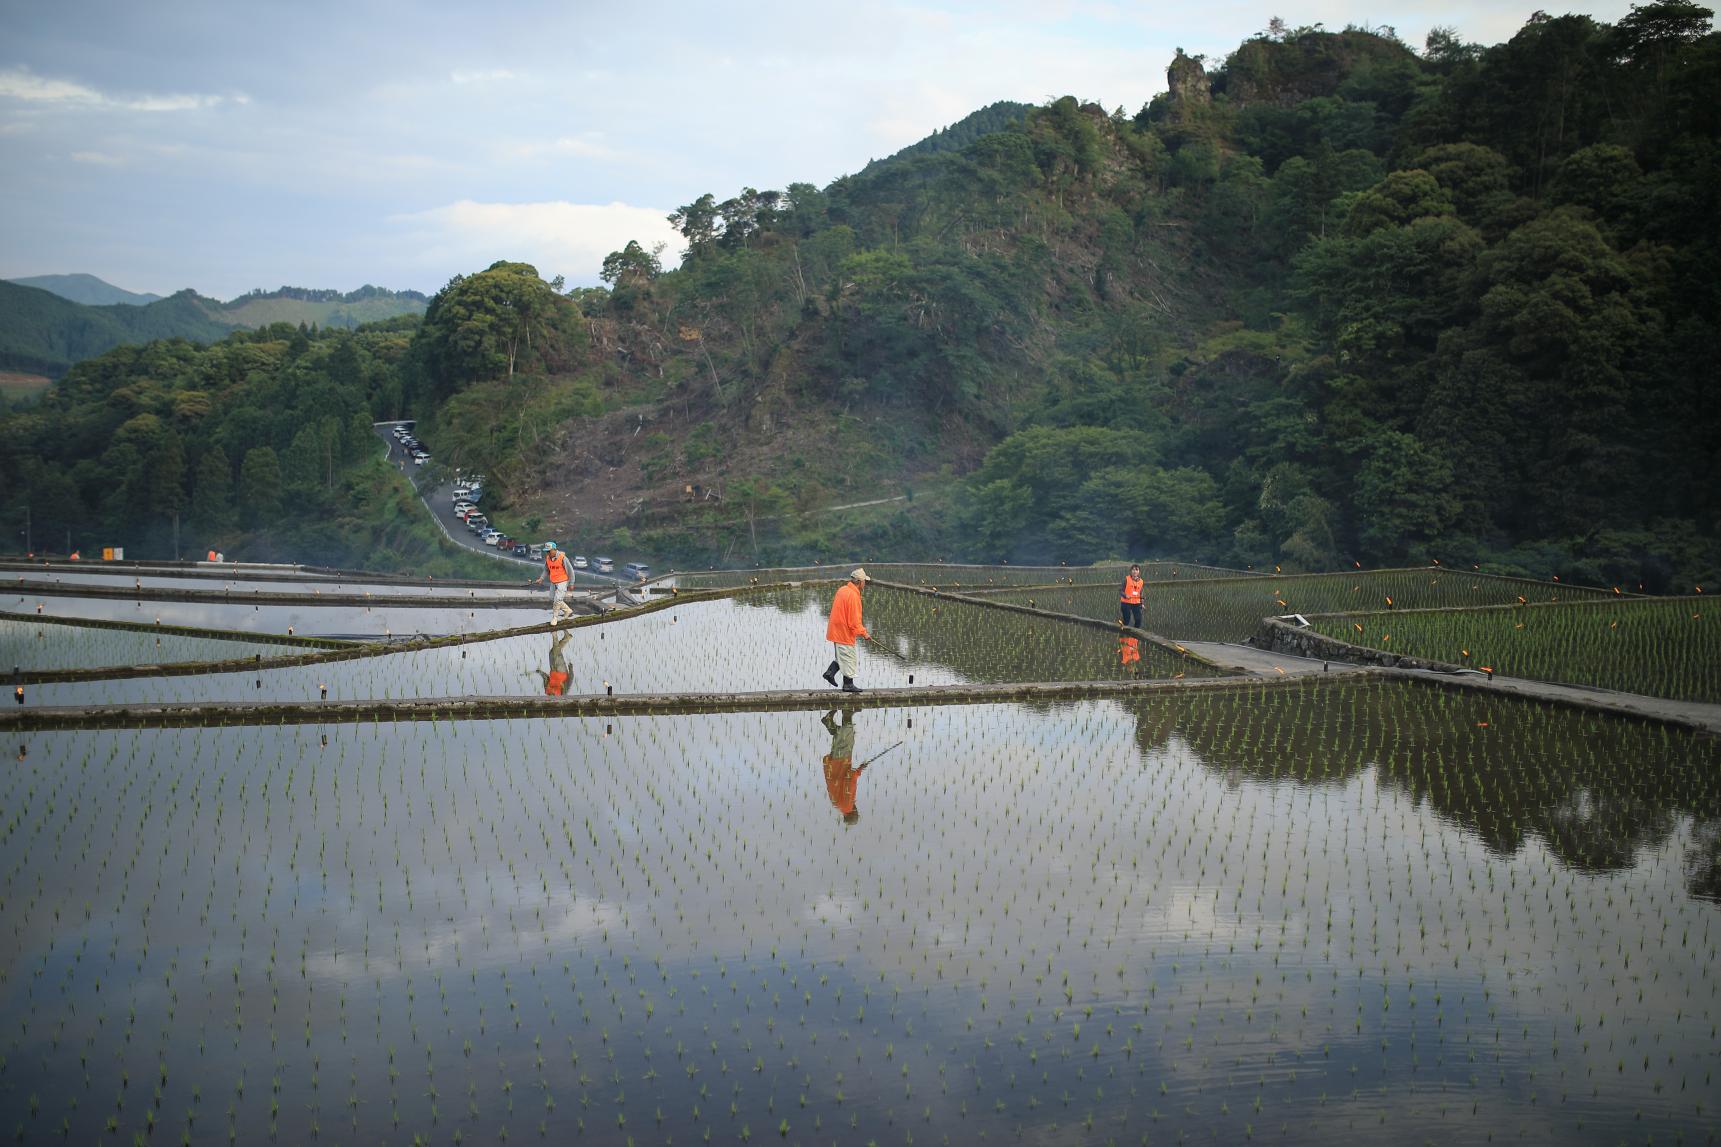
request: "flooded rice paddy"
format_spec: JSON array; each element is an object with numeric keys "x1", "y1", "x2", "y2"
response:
[
  {"x1": 25, "y1": 588, "x2": 1211, "y2": 705},
  {"x1": 8, "y1": 593, "x2": 547, "y2": 640},
  {"x1": 670, "y1": 560, "x2": 1254, "y2": 591},
  {"x1": 988, "y1": 570, "x2": 1618, "y2": 642},
  {"x1": 1, "y1": 619, "x2": 311, "y2": 672},
  {"x1": 1, "y1": 680, "x2": 1715, "y2": 1144},
  {"x1": 1311, "y1": 598, "x2": 1720, "y2": 705},
  {"x1": 6, "y1": 571, "x2": 535, "y2": 598}
]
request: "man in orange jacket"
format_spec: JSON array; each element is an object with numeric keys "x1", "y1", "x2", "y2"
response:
[
  {"x1": 822, "y1": 567, "x2": 871, "y2": 693},
  {"x1": 534, "y1": 541, "x2": 575, "y2": 625},
  {"x1": 1119, "y1": 563, "x2": 1144, "y2": 629}
]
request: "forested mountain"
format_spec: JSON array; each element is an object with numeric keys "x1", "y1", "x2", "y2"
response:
[
  {"x1": 0, "y1": 282, "x2": 239, "y2": 378},
  {"x1": 0, "y1": 281, "x2": 429, "y2": 377},
  {"x1": 218, "y1": 285, "x2": 429, "y2": 331},
  {"x1": 5, "y1": 7, "x2": 1717, "y2": 588},
  {"x1": 0, "y1": 316, "x2": 498, "y2": 573},
  {"x1": 6, "y1": 273, "x2": 161, "y2": 306}
]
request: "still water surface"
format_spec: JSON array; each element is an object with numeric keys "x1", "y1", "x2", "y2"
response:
[{"x1": 0, "y1": 680, "x2": 1713, "y2": 1143}]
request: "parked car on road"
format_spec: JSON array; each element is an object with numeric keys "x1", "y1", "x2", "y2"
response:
[
  {"x1": 466, "y1": 515, "x2": 488, "y2": 531},
  {"x1": 527, "y1": 544, "x2": 545, "y2": 560},
  {"x1": 623, "y1": 562, "x2": 652, "y2": 581},
  {"x1": 513, "y1": 541, "x2": 530, "y2": 556},
  {"x1": 592, "y1": 556, "x2": 615, "y2": 574},
  {"x1": 570, "y1": 554, "x2": 589, "y2": 570},
  {"x1": 453, "y1": 502, "x2": 474, "y2": 517}
]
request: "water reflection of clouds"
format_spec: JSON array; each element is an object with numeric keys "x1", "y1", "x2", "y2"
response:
[{"x1": 5, "y1": 690, "x2": 1715, "y2": 1143}]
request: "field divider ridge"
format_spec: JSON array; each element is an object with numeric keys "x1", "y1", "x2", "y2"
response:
[{"x1": 0, "y1": 670, "x2": 1354, "y2": 731}]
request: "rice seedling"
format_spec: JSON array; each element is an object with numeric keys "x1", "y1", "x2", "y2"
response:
[
  {"x1": 0, "y1": 569, "x2": 1713, "y2": 1143},
  {"x1": 1307, "y1": 597, "x2": 1719, "y2": 703},
  {"x1": 981, "y1": 568, "x2": 1616, "y2": 642},
  {"x1": 29, "y1": 586, "x2": 1220, "y2": 706},
  {"x1": 0, "y1": 617, "x2": 301, "y2": 672},
  {"x1": 2, "y1": 680, "x2": 1716, "y2": 1140}
]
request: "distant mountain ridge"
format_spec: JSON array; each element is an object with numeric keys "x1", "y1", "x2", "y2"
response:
[
  {"x1": 0, "y1": 278, "x2": 428, "y2": 378},
  {"x1": 7, "y1": 273, "x2": 162, "y2": 306}
]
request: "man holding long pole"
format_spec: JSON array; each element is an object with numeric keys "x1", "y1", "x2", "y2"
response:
[{"x1": 821, "y1": 567, "x2": 871, "y2": 693}]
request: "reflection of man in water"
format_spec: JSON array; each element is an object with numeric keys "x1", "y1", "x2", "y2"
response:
[
  {"x1": 1118, "y1": 635, "x2": 1141, "y2": 673},
  {"x1": 821, "y1": 709, "x2": 865, "y2": 825},
  {"x1": 534, "y1": 630, "x2": 574, "y2": 696}
]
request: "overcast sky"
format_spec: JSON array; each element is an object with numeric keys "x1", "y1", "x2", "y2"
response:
[{"x1": 0, "y1": 0, "x2": 1636, "y2": 300}]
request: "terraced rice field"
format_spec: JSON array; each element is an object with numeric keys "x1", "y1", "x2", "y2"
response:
[
  {"x1": 1310, "y1": 597, "x2": 1719, "y2": 704},
  {"x1": 0, "y1": 617, "x2": 323, "y2": 671},
  {"x1": 984, "y1": 569, "x2": 1617, "y2": 641},
  {"x1": 7, "y1": 592, "x2": 546, "y2": 639},
  {"x1": 2, "y1": 680, "x2": 1714, "y2": 1144},
  {"x1": 25, "y1": 587, "x2": 1215, "y2": 705},
  {"x1": 0, "y1": 563, "x2": 1713, "y2": 1146},
  {"x1": 671, "y1": 560, "x2": 1255, "y2": 591}
]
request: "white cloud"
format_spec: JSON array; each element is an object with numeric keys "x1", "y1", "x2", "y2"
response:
[
  {"x1": 0, "y1": 66, "x2": 241, "y2": 112},
  {"x1": 450, "y1": 68, "x2": 521, "y2": 85},
  {"x1": 386, "y1": 199, "x2": 682, "y2": 285},
  {"x1": 69, "y1": 150, "x2": 124, "y2": 166},
  {"x1": 509, "y1": 134, "x2": 620, "y2": 161},
  {"x1": 0, "y1": 67, "x2": 103, "y2": 104}
]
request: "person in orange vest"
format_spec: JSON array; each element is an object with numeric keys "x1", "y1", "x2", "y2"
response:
[
  {"x1": 69, "y1": 550, "x2": 80, "y2": 561},
  {"x1": 822, "y1": 567, "x2": 871, "y2": 692},
  {"x1": 207, "y1": 549, "x2": 217, "y2": 562},
  {"x1": 535, "y1": 630, "x2": 573, "y2": 696},
  {"x1": 534, "y1": 541, "x2": 574, "y2": 625},
  {"x1": 821, "y1": 709, "x2": 865, "y2": 825},
  {"x1": 1119, "y1": 563, "x2": 1144, "y2": 629}
]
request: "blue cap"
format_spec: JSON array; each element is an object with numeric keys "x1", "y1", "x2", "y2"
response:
[{"x1": 545, "y1": 541, "x2": 557, "y2": 550}]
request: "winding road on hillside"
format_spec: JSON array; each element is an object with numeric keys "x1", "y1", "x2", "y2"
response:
[{"x1": 373, "y1": 422, "x2": 643, "y2": 590}]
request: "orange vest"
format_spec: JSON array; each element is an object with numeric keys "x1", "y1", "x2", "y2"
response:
[
  {"x1": 207, "y1": 550, "x2": 217, "y2": 562},
  {"x1": 1119, "y1": 636, "x2": 1141, "y2": 666},
  {"x1": 824, "y1": 756, "x2": 859, "y2": 815},
  {"x1": 545, "y1": 551, "x2": 570, "y2": 584},
  {"x1": 1121, "y1": 574, "x2": 1143, "y2": 604},
  {"x1": 825, "y1": 582, "x2": 869, "y2": 645},
  {"x1": 546, "y1": 670, "x2": 570, "y2": 696}
]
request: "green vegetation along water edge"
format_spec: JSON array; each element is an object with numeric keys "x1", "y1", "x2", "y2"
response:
[{"x1": 1309, "y1": 596, "x2": 1720, "y2": 703}]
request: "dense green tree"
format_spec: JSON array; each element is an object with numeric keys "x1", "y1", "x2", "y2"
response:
[
  {"x1": 191, "y1": 447, "x2": 235, "y2": 533},
  {"x1": 238, "y1": 446, "x2": 283, "y2": 528},
  {"x1": 419, "y1": 261, "x2": 563, "y2": 388}
]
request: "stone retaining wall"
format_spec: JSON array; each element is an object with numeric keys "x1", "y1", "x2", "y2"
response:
[{"x1": 1252, "y1": 618, "x2": 1465, "y2": 673}]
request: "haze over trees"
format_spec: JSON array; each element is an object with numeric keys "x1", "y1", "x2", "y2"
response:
[{"x1": 3, "y1": 6, "x2": 1716, "y2": 587}]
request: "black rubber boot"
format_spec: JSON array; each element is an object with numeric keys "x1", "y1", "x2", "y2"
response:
[
  {"x1": 822, "y1": 661, "x2": 841, "y2": 688},
  {"x1": 841, "y1": 676, "x2": 862, "y2": 693}
]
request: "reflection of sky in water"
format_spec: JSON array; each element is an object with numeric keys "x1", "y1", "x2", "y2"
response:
[
  {"x1": 30, "y1": 588, "x2": 1186, "y2": 704},
  {"x1": 9, "y1": 592, "x2": 546, "y2": 637},
  {"x1": 7, "y1": 569, "x2": 534, "y2": 596},
  {"x1": 2, "y1": 687, "x2": 1714, "y2": 1144},
  {"x1": 0, "y1": 617, "x2": 293, "y2": 670}
]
